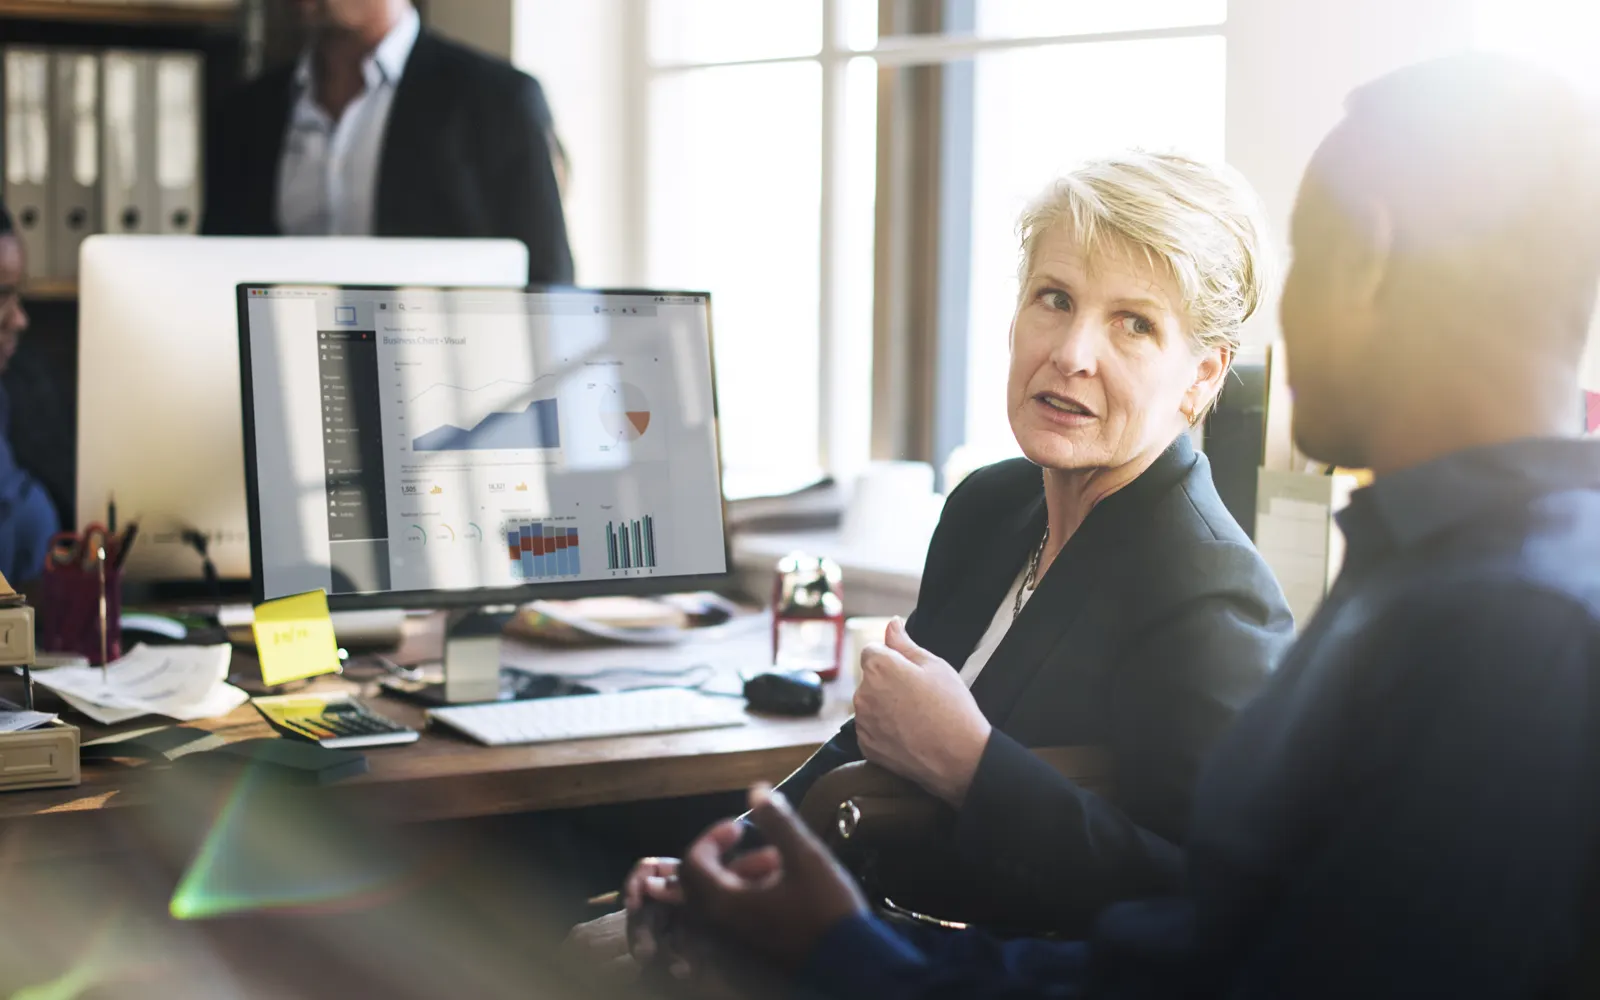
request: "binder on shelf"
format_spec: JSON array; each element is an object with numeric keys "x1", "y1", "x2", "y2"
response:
[
  {"x1": 2, "y1": 47, "x2": 54, "y2": 277},
  {"x1": 100, "y1": 50, "x2": 158, "y2": 237},
  {"x1": 49, "y1": 50, "x2": 101, "y2": 281},
  {"x1": 154, "y1": 51, "x2": 203, "y2": 235}
]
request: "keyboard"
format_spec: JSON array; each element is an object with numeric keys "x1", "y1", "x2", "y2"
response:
[{"x1": 427, "y1": 687, "x2": 749, "y2": 746}]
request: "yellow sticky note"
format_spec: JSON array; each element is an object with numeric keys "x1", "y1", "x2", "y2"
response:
[{"x1": 252, "y1": 590, "x2": 341, "y2": 687}]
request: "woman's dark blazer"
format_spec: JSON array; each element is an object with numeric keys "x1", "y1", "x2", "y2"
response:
[{"x1": 773, "y1": 434, "x2": 1294, "y2": 931}]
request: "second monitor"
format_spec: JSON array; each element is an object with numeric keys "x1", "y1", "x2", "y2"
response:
[{"x1": 75, "y1": 236, "x2": 529, "y2": 594}]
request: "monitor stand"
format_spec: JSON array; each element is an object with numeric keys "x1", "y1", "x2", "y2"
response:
[
  {"x1": 379, "y1": 607, "x2": 529, "y2": 706},
  {"x1": 439, "y1": 607, "x2": 512, "y2": 703}
]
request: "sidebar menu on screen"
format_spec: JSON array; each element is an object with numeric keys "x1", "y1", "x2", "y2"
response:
[{"x1": 317, "y1": 329, "x2": 393, "y2": 593}]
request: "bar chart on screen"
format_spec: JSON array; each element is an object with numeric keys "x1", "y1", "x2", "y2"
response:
[
  {"x1": 605, "y1": 516, "x2": 658, "y2": 572},
  {"x1": 506, "y1": 517, "x2": 583, "y2": 580}
]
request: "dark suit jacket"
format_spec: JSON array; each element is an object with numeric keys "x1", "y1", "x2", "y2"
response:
[
  {"x1": 775, "y1": 435, "x2": 1294, "y2": 932},
  {"x1": 202, "y1": 31, "x2": 574, "y2": 285}
]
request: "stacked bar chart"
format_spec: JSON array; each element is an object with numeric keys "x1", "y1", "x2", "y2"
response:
[
  {"x1": 606, "y1": 516, "x2": 657, "y2": 571},
  {"x1": 506, "y1": 520, "x2": 582, "y2": 580}
]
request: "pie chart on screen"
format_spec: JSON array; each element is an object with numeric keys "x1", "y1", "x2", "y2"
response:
[{"x1": 599, "y1": 383, "x2": 652, "y2": 442}]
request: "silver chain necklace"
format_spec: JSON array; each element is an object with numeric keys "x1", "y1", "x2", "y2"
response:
[{"x1": 1013, "y1": 528, "x2": 1049, "y2": 620}]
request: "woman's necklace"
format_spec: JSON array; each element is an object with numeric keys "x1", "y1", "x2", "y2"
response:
[{"x1": 1013, "y1": 527, "x2": 1049, "y2": 620}]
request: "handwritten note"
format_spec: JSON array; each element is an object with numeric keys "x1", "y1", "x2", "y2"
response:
[{"x1": 252, "y1": 590, "x2": 341, "y2": 687}]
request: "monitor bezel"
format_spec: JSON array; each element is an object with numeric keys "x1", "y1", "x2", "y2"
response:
[{"x1": 236, "y1": 282, "x2": 733, "y2": 611}]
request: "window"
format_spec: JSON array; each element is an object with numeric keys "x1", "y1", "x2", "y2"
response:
[
  {"x1": 863, "y1": 2, "x2": 1228, "y2": 480},
  {"x1": 643, "y1": 2, "x2": 1227, "y2": 493},
  {"x1": 645, "y1": 1, "x2": 878, "y2": 499},
  {"x1": 647, "y1": 62, "x2": 824, "y2": 493}
]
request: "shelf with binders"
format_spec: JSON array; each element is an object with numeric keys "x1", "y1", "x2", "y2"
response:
[
  {"x1": 5, "y1": 45, "x2": 209, "y2": 291},
  {"x1": 0, "y1": 1, "x2": 236, "y2": 28}
]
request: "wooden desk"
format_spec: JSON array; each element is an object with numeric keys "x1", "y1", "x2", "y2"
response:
[{"x1": 0, "y1": 615, "x2": 852, "y2": 861}]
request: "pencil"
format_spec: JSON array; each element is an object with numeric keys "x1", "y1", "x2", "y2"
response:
[
  {"x1": 97, "y1": 548, "x2": 108, "y2": 682},
  {"x1": 587, "y1": 890, "x2": 621, "y2": 907}
]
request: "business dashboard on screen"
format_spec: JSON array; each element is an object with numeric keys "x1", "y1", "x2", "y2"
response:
[{"x1": 242, "y1": 287, "x2": 726, "y2": 601}]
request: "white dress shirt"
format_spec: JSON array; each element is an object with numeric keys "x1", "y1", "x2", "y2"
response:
[
  {"x1": 277, "y1": 8, "x2": 421, "y2": 236},
  {"x1": 957, "y1": 567, "x2": 1034, "y2": 687}
]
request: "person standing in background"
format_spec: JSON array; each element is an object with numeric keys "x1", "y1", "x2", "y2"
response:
[
  {"x1": 203, "y1": 0, "x2": 574, "y2": 284},
  {"x1": 0, "y1": 204, "x2": 61, "y2": 584}
]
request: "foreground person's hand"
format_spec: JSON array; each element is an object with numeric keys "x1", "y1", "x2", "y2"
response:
[
  {"x1": 678, "y1": 784, "x2": 868, "y2": 975},
  {"x1": 559, "y1": 854, "x2": 684, "y2": 983},
  {"x1": 560, "y1": 910, "x2": 630, "y2": 972},
  {"x1": 623, "y1": 856, "x2": 684, "y2": 963}
]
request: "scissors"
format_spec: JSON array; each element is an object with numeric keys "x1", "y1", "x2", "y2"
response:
[{"x1": 46, "y1": 523, "x2": 113, "y2": 571}]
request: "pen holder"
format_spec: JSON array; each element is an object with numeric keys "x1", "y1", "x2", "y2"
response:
[{"x1": 37, "y1": 564, "x2": 123, "y2": 665}]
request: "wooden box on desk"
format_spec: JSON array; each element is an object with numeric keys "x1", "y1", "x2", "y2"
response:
[{"x1": 0, "y1": 720, "x2": 81, "y2": 793}]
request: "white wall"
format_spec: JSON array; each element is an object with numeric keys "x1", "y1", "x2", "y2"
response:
[
  {"x1": 511, "y1": 0, "x2": 644, "y2": 287},
  {"x1": 1225, "y1": 0, "x2": 1479, "y2": 468}
]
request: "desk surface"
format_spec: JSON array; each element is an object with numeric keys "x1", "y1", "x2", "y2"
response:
[{"x1": 0, "y1": 614, "x2": 851, "y2": 858}]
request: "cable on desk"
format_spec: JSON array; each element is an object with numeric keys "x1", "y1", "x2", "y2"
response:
[{"x1": 179, "y1": 529, "x2": 221, "y2": 600}]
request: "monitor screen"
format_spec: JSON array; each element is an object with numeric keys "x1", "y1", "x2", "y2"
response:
[{"x1": 237, "y1": 285, "x2": 728, "y2": 607}]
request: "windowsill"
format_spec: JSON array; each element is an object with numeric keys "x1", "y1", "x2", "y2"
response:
[{"x1": 731, "y1": 529, "x2": 925, "y2": 618}]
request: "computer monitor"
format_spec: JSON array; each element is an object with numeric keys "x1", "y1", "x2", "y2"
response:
[
  {"x1": 76, "y1": 236, "x2": 529, "y2": 595},
  {"x1": 236, "y1": 284, "x2": 728, "y2": 614}
]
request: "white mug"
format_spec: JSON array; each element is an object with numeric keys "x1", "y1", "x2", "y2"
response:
[{"x1": 844, "y1": 615, "x2": 897, "y2": 688}]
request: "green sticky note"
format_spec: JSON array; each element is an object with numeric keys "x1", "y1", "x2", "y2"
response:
[{"x1": 252, "y1": 590, "x2": 340, "y2": 687}]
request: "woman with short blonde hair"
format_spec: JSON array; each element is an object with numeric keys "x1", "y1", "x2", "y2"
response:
[
  {"x1": 1015, "y1": 151, "x2": 1272, "y2": 424},
  {"x1": 575, "y1": 152, "x2": 1293, "y2": 967}
]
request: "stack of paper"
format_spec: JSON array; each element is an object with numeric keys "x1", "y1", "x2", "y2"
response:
[
  {"x1": 34, "y1": 644, "x2": 247, "y2": 724},
  {"x1": 0, "y1": 697, "x2": 56, "y2": 732}
]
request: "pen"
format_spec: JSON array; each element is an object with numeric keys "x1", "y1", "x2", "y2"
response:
[
  {"x1": 112, "y1": 522, "x2": 139, "y2": 570},
  {"x1": 107, "y1": 493, "x2": 117, "y2": 535},
  {"x1": 588, "y1": 890, "x2": 621, "y2": 907}
]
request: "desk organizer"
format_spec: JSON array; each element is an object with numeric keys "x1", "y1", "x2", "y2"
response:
[
  {"x1": 37, "y1": 564, "x2": 123, "y2": 665},
  {"x1": 0, "y1": 721, "x2": 81, "y2": 792}
]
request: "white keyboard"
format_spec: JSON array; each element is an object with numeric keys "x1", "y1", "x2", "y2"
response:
[{"x1": 427, "y1": 688, "x2": 749, "y2": 746}]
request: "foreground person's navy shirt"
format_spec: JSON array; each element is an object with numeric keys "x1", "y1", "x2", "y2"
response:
[{"x1": 801, "y1": 438, "x2": 1600, "y2": 1000}]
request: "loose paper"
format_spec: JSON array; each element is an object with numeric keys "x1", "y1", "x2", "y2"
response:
[
  {"x1": 33, "y1": 644, "x2": 247, "y2": 724},
  {"x1": 252, "y1": 590, "x2": 341, "y2": 687}
]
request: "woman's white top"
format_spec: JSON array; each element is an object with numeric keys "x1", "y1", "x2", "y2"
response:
[{"x1": 957, "y1": 567, "x2": 1033, "y2": 686}]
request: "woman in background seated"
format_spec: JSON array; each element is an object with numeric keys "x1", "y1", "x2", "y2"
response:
[
  {"x1": 0, "y1": 204, "x2": 59, "y2": 583},
  {"x1": 570, "y1": 152, "x2": 1294, "y2": 967}
]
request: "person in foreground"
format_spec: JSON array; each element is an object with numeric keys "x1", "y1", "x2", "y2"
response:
[
  {"x1": 570, "y1": 153, "x2": 1294, "y2": 966},
  {"x1": 666, "y1": 54, "x2": 1600, "y2": 999},
  {"x1": 0, "y1": 204, "x2": 59, "y2": 584}
]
